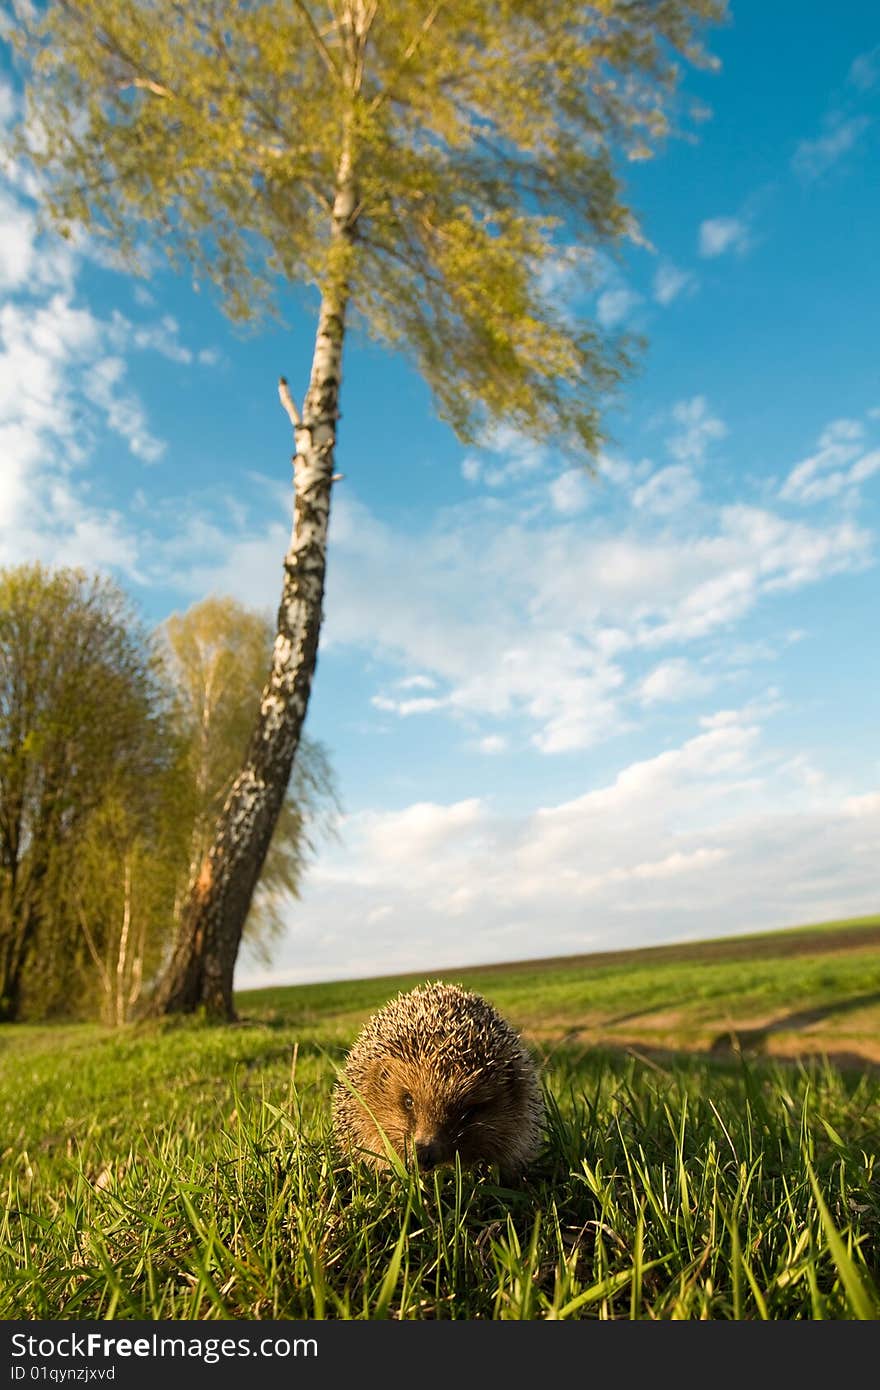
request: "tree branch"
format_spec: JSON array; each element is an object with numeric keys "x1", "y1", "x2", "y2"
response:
[
  {"x1": 368, "y1": 1, "x2": 444, "y2": 114},
  {"x1": 75, "y1": 894, "x2": 112, "y2": 998},
  {"x1": 292, "y1": 0, "x2": 344, "y2": 83},
  {"x1": 278, "y1": 376, "x2": 302, "y2": 428},
  {"x1": 121, "y1": 77, "x2": 173, "y2": 98}
]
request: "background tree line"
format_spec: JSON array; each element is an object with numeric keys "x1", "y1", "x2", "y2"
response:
[{"x1": 0, "y1": 563, "x2": 336, "y2": 1023}]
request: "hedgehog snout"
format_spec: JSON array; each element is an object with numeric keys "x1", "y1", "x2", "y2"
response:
[
  {"x1": 414, "y1": 1138, "x2": 446, "y2": 1170},
  {"x1": 411, "y1": 1113, "x2": 455, "y2": 1169}
]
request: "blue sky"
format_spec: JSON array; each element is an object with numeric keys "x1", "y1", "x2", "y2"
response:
[{"x1": 1, "y1": 4, "x2": 878, "y2": 988}]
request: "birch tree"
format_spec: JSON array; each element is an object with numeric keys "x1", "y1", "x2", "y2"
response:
[
  {"x1": 69, "y1": 794, "x2": 176, "y2": 1025},
  {"x1": 158, "y1": 595, "x2": 337, "y2": 965},
  {"x1": 12, "y1": 0, "x2": 724, "y2": 1019}
]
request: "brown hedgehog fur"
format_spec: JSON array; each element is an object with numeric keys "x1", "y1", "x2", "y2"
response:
[{"x1": 332, "y1": 981, "x2": 543, "y2": 1182}]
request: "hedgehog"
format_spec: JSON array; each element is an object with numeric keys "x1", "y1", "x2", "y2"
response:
[{"x1": 332, "y1": 981, "x2": 543, "y2": 1183}]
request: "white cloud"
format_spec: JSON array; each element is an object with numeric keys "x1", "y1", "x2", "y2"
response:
[
  {"x1": 0, "y1": 190, "x2": 77, "y2": 293},
  {"x1": 461, "y1": 455, "x2": 482, "y2": 483},
  {"x1": 597, "y1": 287, "x2": 641, "y2": 328},
  {"x1": 129, "y1": 313, "x2": 193, "y2": 364},
  {"x1": 0, "y1": 295, "x2": 101, "y2": 447},
  {"x1": 360, "y1": 798, "x2": 486, "y2": 868},
  {"x1": 638, "y1": 658, "x2": 713, "y2": 706},
  {"x1": 535, "y1": 243, "x2": 594, "y2": 322},
  {"x1": 0, "y1": 192, "x2": 35, "y2": 290},
  {"x1": 0, "y1": 174, "x2": 193, "y2": 573},
  {"x1": 633, "y1": 465, "x2": 700, "y2": 515},
  {"x1": 371, "y1": 693, "x2": 446, "y2": 717},
  {"x1": 792, "y1": 113, "x2": 871, "y2": 180},
  {"x1": 549, "y1": 468, "x2": 591, "y2": 515},
  {"x1": 666, "y1": 396, "x2": 727, "y2": 467},
  {"x1": 0, "y1": 286, "x2": 162, "y2": 573},
  {"x1": 107, "y1": 308, "x2": 222, "y2": 367},
  {"x1": 528, "y1": 653, "x2": 627, "y2": 754},
  {"x1": 0, "y1": 432, "x2": 29, "y2": 528},
  {"x1": 597, "y1": 452, "x2": 634, "y2": 488},
  {"x1": 397, "y1": 674, "x2": 438, "y2": 692},
  {"x1": 780, "y1": 415, "x2": 880, "y2": 504},
  {"x1": 637, "y1": 505, "x2": 868, "y2": 645},
  {"x1": 851, "y1": 452, "x2": 880, "y2": 484},
  {"x1": 698, "y1": 216, "x2": 751, "y2": 258},
  {"x1": 461, "y1": 425, "x2": 548, "y2": 489},
  {"x1": 239, "y1": 711, "x2": 880, "y2": 986},
  {"x1": 477, "y1": 735, "x2": 508, "y2": 755},
  {"x1": 83, "y1": 356, "x2": 165, "y2": 463},
  {"x1": 148, "y1": 512, "x2": 290, "y2": 607},
  {"x1": 653, "y1": 262, "x2": 697, "y2": 306},
  {"x1": 629, "y1": 846, "x2": 728, "y2": 880},
  {"x1": 185, "y1": 475, "x2": 870, "y2": 755}
]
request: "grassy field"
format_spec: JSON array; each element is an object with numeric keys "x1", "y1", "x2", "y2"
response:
[{"x1": 2, "y1": 915, "x2": 879, "y2": 1320}]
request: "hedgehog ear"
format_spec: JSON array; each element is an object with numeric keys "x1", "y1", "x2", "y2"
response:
[{"x1": 367, "y1": 1058, "x2": 392, "y2": 1085}]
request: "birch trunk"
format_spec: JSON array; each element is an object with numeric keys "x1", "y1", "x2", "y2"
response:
[
  {"x1": 115, "y1": 857, "x2": 132, "y2": 1026},
  {"x1": 148, "y1": 165, "x2": 356, "y2": 1021}
]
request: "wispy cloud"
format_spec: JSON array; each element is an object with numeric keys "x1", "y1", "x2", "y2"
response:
[
  {"x1": 549, "y1": 468, "x2": 591, "y2": 515},
  {"x1": 780, "y1": 415, "x2": 880, "y2": 504},
  {"x1": 0, "y1": 292, "x2": 155, "y2": 576},
  {"x1": 460, "y1": 424, "x2": 548, "y2": 489},
  {"x1": 0, "y1": 170, "x2": 179, "y2": 568},
  {"x1": 698, "y1": 216, "x2": 751, "y2": 258},
  {"x1": 476, "y1": 735, "x2": 508, "y2": 756},
  {"x1": 371, "y1": 692, "x2": 446, "y2": 717},
  {"x1": 127, "y1": 313, "x2": 193, "y2": 364},
  {"x1": 0, "y1": 189, "x2": 76, "y2": 293},
  {"x1": 791, "y1": 48, "x2": 877, "y2": 182},
  {"x1": 0, "y1": 154, "x2": 236, "y2": 576},
  {"x1": 179, "y1": 448, "x2": 871, "y2": 755},
  {"x1": 792, "y1": 112, "x2": 871, "y2": 181},
  {"x1": 596, "y1": 286, "x2": 641, "y2": 328},
  {"x1": 848, "y1": 44, "x2": 880, "y2": 92},
  {"x1": 666, "y1": 396, "x2": 727, "y2": 466},
  {"x1": 652, "y1": 261, "x2": 697, "y2": 306},
  {"x1": 633, "y1": 465, "x2": 701, "y2": 516},
  {"x1": 83, "y1": 356, "x2": 166, "y2": 463},
  {"x1": 638, "y1": 658, "x2": 713, "y2": 706}
]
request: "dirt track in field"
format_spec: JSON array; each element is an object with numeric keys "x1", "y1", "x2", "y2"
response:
[{"x1": 457, "y1": 918, "x2": 880, "y2": 1072}]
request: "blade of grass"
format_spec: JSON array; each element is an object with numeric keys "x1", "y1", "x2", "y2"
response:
[{"x1": 806, "y1": 1159, "x2": 877, "y2": 1319}]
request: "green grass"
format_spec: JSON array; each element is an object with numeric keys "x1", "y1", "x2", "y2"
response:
[{"x1": 2, "y1": 917, "x2": 879, "y2": 1320}]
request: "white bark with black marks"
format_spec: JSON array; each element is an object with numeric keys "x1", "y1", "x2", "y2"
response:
[{"x1": 149, "y1": 159, "x2": 357, "y2": 1020}]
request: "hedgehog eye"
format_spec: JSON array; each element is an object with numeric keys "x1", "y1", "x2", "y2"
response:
[{"x1": 401, "y1": 1091, "x2": 414, "y2": 1111}]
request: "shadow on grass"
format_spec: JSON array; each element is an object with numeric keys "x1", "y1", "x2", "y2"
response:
[
  {"x1": 708, "y1": 990, "x2": 880, "y2": 1061},
  {"x1": 537, "y1": 1034, "x2": 880, "y2": 1081}
]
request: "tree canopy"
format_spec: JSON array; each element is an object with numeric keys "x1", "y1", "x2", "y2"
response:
[
  {"x1": 0, "y1": 563, "x2": 171, "y2": 1019},
  {"x1": 13, "y1": 0, "x2": 724, "y2": 454}
]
